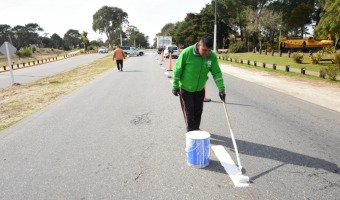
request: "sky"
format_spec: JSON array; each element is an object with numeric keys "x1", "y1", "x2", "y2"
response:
[{"x1": 1, "y1": 0, "x2": 212, "y2": 45}]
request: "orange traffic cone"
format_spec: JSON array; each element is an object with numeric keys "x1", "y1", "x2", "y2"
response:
[
  {"x1": 167, "y1": 52, "x2": 173, "y2": 71},
  {"x1": 204, "y1": 85, "x2": 211, "y2": 102},
  {"x1": 160, "y1": 51, "x2": 164, "y2": 65}
]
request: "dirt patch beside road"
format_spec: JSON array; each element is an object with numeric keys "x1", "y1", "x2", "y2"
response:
[{"x1": 220, "y1": 63, "x2": 340, "y2": 113}]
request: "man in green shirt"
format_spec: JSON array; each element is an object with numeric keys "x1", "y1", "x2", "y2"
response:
[{"x1": 172, "y1": 36, "x2": 226, "y2": 132}]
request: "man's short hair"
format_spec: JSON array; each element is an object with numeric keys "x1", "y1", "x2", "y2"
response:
[{"x1": 200, "y1": 36, "x2": 214, "y2": 48}]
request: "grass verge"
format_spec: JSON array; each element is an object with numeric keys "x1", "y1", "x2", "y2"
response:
[
  {"x1": 224, "y1": 52, "x2": 334, "y2": 72},
  {"x1": 219, "y1": 59, "x2": 340, "y2": 85},
  {"x1": 0, "y1": 54, "x2": 114, "y2": 131}
]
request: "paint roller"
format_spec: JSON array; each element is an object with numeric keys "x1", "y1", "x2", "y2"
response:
[{"x1": 222, "y1": 100, "x2": 250, "y2": 184}]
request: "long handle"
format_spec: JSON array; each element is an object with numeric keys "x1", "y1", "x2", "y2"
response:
[{"x1": 222, "y1": 101, "x2": 243, "y2": 171}]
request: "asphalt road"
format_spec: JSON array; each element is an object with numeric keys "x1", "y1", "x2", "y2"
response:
[
  {"x1": 0, "y1": 53, "x2": 109, "y2": 88},
  {"x1": 0, "y1": 52, "x2": 339, "y2": 199}
]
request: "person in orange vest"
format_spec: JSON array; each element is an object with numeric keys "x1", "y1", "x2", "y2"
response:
[{"x1": 113, "y1": 45, "x2": 126, "y2": 72}]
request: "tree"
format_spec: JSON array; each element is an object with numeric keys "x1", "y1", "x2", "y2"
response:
[
  {"x1": 81, "y1": 31, "x2": 90, "y2": 51},
  {"x1": 288, "y1": 3, "x2": 314, "y2": 38},
  {"x1": 202, "y1": 2, "x2": 231, "y2": 49},
  {"x1": 25, "y1": 23, "x2": 44, "y2": 45},
  {"x1": 41, "y1": 36, "x2": 53, "y2": 48},
  {"x1": 92, "y1": 6, "x2": 128, "y2": 48},
  {"x1": 161, "y1": 23, "x2": 176, "y2": 36},
  {"x1": 0, "y1": 24, "x2": 12, "y2": 45},
  {"x1": 315, "y1": 0, "x2": 340, "y2": 47},
  {"x1": 50, "y1": 33, "x2": 64, "y2": 49},
  {"x1": 11, "y1": 25, "x2": 27, "y2": 49},
  {"x1": 64, "y1": 29, "x2": 81, "y2": 50},
  {"x1": 126, "y1": 25, "x2": 139, "y2": 46},
  {"x1": 134, "y1": 32, "x2": 148, "y2": 48},
  {"x1": 10, "y1": 23, "x2": 44, "y2": 49},
  {"x1": 259, "y1": 8, "x2": 282, "y2": 45},
  {"x1": 173, "y1": 13, "x2": 203, "y2": 47}
]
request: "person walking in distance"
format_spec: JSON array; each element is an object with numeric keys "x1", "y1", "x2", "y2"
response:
[
  {"x1": 172, "y1": 36, "x2": 226, "y2": 132},
  {"x1": 113, "y1": 45, "x2": 126, "y2": 72}
]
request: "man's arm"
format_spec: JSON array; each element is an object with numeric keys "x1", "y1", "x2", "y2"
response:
[
  {"x1": 172, "y1": 51, "x2": 185, "y2": 89},
  {"x1": 210, "y1": 55, "x2": 225, "y2": 91}
]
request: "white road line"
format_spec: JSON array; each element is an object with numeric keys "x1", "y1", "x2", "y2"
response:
[{"x1": 211, "y1": 145, "x2": 250, "y2": 187}]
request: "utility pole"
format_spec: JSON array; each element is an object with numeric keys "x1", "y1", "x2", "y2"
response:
[
  {"x1": 213, "y1": 0, "x2": 217, "y2": 52},
  {"x1": 120, "y1": 15, "x2": 123, "y2": 46}
]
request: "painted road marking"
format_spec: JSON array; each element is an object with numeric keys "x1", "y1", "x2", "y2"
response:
[{"x1": 212, "y1": 145, "x2": 250, "y2": 187}]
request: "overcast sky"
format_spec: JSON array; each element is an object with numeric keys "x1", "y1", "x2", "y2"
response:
[{"x1": 1, "y1": 0, "x2": 212, "y2": 44}]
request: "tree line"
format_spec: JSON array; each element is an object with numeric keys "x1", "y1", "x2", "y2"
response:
[
  {"x1": 0, "y1": 23, "x2": 102, "y2": 51},
  {"x1": 1, "y1": 1, "x2": 338, "y2": 52},
  {"x1": 154, "y1": 0, "x2": 339, "y2": 51},
  {"x1": 0, "y1": 5, "x2": 150, "y2": 52}
]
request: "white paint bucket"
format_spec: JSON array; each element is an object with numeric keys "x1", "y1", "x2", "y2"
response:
[{"x1": 185, "y1": 131, "x2": 210, "y2": 168}]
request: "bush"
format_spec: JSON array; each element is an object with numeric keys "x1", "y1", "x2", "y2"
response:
[
  {"x1": 333, "y1": 52, "x2": 340, "y2": 65},
  {"x1": 310, "y1": 51, "x2": 323, "y2": 64},
  {"x1": 292, "y1": 52, "x2": 304, "y2": 63},
  {"x1": 16, "y1": 48, "x2": 32, "y2": 58},
  {"x1": 325, "y1": 46, "x2": 336, "y2": 54},
  {"x1": 324, "y1": 65, "x2": 340, "y2": 80},
  {"x1": 87, "y1": 45, "x2": 95, "y2": 51},
  {"x1": 228, "y1": 41, "x2": 247, "y2": 53}
]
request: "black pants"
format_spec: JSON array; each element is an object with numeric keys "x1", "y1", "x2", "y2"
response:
[
  {"x1": 116, "y1": 60, "x2": 123, "y2": 71},
  {"x1": 179, "y1": 88, "x2": 205, "y2": 132}
]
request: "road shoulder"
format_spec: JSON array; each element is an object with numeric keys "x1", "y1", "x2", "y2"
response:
[{"x1": 220, "y1": 63, "x2": 340, "y2": 113}]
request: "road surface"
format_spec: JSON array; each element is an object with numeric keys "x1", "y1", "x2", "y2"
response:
[
  {"x1": 0, "y1": 53, "x2": 109, "y2": 89},
  {"x1": 0, "y1": 52, "x2": 339, "y2": 199}
]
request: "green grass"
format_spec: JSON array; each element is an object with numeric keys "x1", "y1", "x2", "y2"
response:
[
  {"x1": 222, "y1": 52, "x2": 334, "y2": 72},
  {"x1": 218, "y1": 57, "x2": 340, "y2": 84},
  {"x1": 0, "y1": 48, "x2": 80, "y2": 67}
]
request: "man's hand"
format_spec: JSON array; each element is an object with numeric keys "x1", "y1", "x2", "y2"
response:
[
  {"x1": 219, "y1": 90, "x2": 226, "y2": 102},
  {"x1": 172, "y1": 88, "x2": 180, "y2": 96}
]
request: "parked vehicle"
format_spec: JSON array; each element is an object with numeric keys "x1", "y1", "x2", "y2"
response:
[
  {"x1": 280, "y1": 37, "x2": 333, "y2": 52},
  {"x1": 164, "y1": 45, "x2": 179, "y2": 59},
  {"x1": 157, "y1": 36, "x2": 172, "y2": 54},
  {"x1": 121, "y1": 46, "x2": 144, "y2": 56},
  {"x1": 98, "y1": 47, "x2": 108, "y2": 53}
]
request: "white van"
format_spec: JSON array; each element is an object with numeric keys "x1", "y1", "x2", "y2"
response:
[{"x1": 164, "y1": 45, "x2": 179, "y2": 59}]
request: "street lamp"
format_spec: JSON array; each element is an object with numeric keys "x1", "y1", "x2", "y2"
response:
[{"x1": 213, "y1": 0, "x2": 217, "y2": 52}]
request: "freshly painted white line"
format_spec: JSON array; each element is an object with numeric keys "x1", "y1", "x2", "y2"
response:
[{"x1": 212, "y1": 145, "x2": 250, "y2": 187}]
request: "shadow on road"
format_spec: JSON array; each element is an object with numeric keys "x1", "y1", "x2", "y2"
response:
[
  {"x1": 205, "y1": 100, "x2": 253, "y2": 107},
  {"x1": 207, "y1": 133, "x2": 339, "y2": 179}
]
